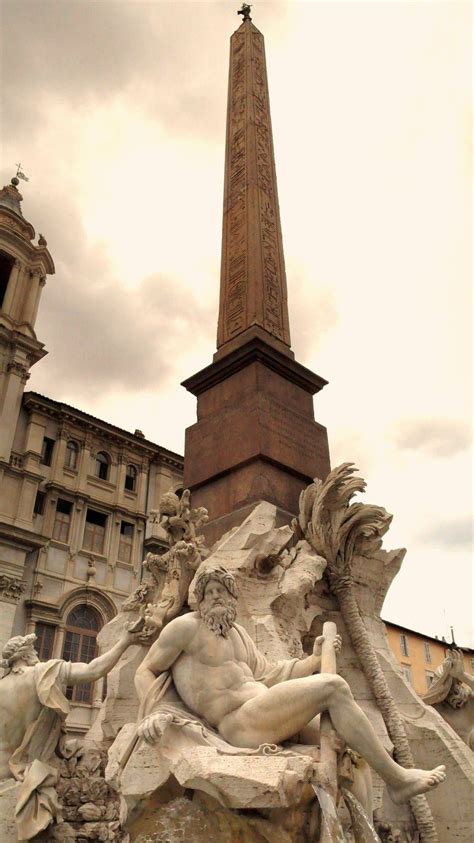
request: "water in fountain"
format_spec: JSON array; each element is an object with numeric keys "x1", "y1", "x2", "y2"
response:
[
  {"x1": 342, "y1": 789, "x2": 381, "y2": 842},
  {"x1": 312, "y1": 784, "x2": 346, "y2": 842}
]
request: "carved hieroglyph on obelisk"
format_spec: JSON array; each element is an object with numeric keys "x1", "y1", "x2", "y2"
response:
[
  {"x1": 183, "y1": 16, "x2": 330, "y2": 543},
  {"x1": 217, "y1": 18, "x2": 291, "y2": 355}
]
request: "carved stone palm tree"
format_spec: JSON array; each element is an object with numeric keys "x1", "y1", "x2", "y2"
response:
[{"x1": 294, "y1": 463, "x2": 438, "y2": 843}]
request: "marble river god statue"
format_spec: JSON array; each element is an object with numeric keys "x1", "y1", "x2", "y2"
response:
[
  {"x1": 0, "y1": 624, "x2": 141, "y2": 840},
  {"x1": 134, "y1": 564, "x2": 446, "y2": 808}
]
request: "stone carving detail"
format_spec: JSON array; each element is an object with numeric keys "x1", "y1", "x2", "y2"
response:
[
  {"x1": 218, "y1": 23, "x2": 290, "y2": 347},
  {"x1": 422, "y1": 649, "x2": 474, "y2": 750},
  {"x1": 0, "y1": 574, "x2": 26, "y2": 602},
  {"x1": 148, "y1": 488, "x2": 209, "y2": 547},
  {"x1": 122, "y1": 490, "x2": 209, "y2": 639},
  {"x1": 6, "y1": 360, "x2": 29, "y2": 380},
  {"x1": 51, "y1": 741, "x2": 125, "y2": 842}
]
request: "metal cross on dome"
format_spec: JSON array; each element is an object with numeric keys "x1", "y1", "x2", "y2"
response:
[{"x1": 237, "y1": 4, "x2": 252, "y2": 22}]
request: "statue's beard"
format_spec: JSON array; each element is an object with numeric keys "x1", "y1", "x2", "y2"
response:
[{"x1": 199, "y1": 600, "x2": 237, "y2": 638}]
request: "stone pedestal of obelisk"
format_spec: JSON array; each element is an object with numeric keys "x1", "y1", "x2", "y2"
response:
[{"x1": 182, "y1": 18, "x2": 330, "y2": 544}]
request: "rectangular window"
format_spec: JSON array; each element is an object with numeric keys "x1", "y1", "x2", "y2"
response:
[
  {"x1": 40, "y1": 437, "x2": 55, "y2": 466},
  {"x1": 83, "y1": 508, "x2": 107, "y2": 554},
  {"x1": 424, "y1": 641, "x2": 432, "y2": 663},
  {"x1": 52, "y1": 499, "x2": 72, "y2": 543},
  {"x1": 33, "y1": 491, "x2": 46, "y2": 515},
  {"x1": 402, "y1": 665, "x2": 412, "y2": 684},
  {"x1": 400, "y1": 634, "x2": 409, "y2": 657},
  {"x1": 35, "y1": 623, "x2": 56, "y2": 660},
  {"x1": 118, "y1": 521, "x2": 134, "y2": 563},
  {"x1": 425, "y1": 670, "x2": 435, "y2": 689}
]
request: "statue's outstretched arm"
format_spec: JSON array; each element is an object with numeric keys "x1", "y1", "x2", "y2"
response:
[{"x1": 68, "y1": 624, "x2": 141, "y2": 685}]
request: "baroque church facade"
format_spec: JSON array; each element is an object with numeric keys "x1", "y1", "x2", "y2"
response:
[{"x1": 0, "y1": 179, "x2": 183, "y2": 733}]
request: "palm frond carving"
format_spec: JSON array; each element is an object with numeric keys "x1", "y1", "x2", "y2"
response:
[
  {"x1": 295, "y1": 464, "x2": 438, "y2": 842},
  {"x1": 295, "y1": 463, "x2": 392, "y2": 591}
]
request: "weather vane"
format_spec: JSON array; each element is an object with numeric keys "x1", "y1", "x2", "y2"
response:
[
  {"x1": 237, "y1": 4, "x2": 252, "y2": 22},
  {"x1": 12, "y1": 163, "x2": 29, "y2": 186}
]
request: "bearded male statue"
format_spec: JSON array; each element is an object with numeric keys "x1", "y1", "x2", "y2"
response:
[
  {"x1": 134, "y1": 565, "x2": 446, "y2": 805},
  {"x1": 0, "y1": 624, "x2": 140, "y2": 840}
]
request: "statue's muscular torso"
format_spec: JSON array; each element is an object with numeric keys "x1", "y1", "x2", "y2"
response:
[
  {"x1": 0, "y1": 669, "x2": 43, "y2": 779},
  {"x1": 150, "y1": 613, "x2": 267, "y2": 728}
]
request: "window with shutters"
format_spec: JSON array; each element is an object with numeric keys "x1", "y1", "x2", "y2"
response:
[
  {"x1": 40, "y1": 437, "x2": 55, "y2": 466},
  {"x1": 95, "y1": 451, "x2": 110, "y2": 481},
  {"x1": 400, "y1": 634, "x2": 409, "y2": 657},
  {"x1": 124, "y1": 464, "x2": 137, "y2": 492},
  {"x1": 118, "y1": 521, "x2": 134, "y2": 563},
  {"x1": 64, "y1": 440, "x2": 79, "y2": 469},
  {"x1": 53, "y1": 499, "x2": 72, "y2": 543},
  {"x1": 83, "y1": 509, "x2": 107, "y2": 554}
]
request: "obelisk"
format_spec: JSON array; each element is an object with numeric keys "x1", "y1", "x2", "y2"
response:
[{"x1": 182, "y1": 11, "x2": 330, "y2": 543}]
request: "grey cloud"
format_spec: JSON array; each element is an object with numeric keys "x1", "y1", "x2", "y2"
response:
[
  {"x1": 393, "y1": 419, "x2": 471, "y2": 458},
  {"x1": 34, "y1": 266, "x2": 215, "y2": 399},
  {"x1": 2, "y1": 1, "x2": 230, "y2": 140},
  {"x1": 27, "y1": 191, "x2": 215, "y2": 400},
  {"x1": 418, "y1": 518, "x2": 473, "y2": 552}
]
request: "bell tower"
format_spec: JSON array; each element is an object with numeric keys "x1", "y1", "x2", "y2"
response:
[
  {"x1": 182, "y1": 15, "x2": 331, "y2": 543},
  {"x1": 0, "y1": 176, "x2": 54, "y2": 462}
]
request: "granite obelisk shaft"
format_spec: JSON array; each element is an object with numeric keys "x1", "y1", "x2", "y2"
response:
[{"x1": 217, "y1": 20, "x2": 291, "y2": 354}]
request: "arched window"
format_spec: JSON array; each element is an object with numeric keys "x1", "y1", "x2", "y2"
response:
[
  {"x1": 62, "y1": 604, "x2": 101, "y2": 704},
  {"x1": 95, "y1": 451, "x2": 110, "y2": 481},
  {"x1": 64, "y1": 440, "x2": 79, "y2": 470},
  {"x1": 124, "y1": 464, "x2": 137, "y2": 492}
]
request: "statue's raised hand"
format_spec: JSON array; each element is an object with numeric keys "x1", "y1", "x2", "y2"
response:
[{"x1": 447, "y1": 649, "x2": 466, "y2": 681}]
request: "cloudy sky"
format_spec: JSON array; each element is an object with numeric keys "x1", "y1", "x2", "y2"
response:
[{"x1": 2, "y1": 1, "x2": 472, "y2": 645}]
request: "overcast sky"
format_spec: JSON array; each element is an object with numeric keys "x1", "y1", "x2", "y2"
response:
[{"x1": 1, "y1": 1, "x2": 472, "y2": 645}]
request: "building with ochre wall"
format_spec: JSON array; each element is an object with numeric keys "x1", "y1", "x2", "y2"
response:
[{"x1": 384, "y1": 619, "x2": 473, "y2": 697}]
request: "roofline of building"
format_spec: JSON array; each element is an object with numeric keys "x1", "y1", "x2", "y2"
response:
[
  {"x1": 22, "y1": 391, "x2": 184, "y2": 468},
  {"x1": 382, "y1": 617, "x2": 473, "y2": 653}
]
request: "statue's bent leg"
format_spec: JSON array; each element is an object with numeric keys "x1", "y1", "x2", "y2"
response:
[
  {"x1": 219, "y1": 674, "x2": 353, "y2": 748},
  {"x1": 218, "y1": 674, "x2": 445, "y2": 803}
]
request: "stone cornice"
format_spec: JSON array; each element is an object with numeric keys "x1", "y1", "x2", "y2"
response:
[
  {"x1": 0, "y1": 217, "x2": 55, "y2": 273},
  {"x1": 182, "y1": 336, "x2": 328, "y2": 397},
  {"x1": 22, "y1": 392, "x2": 184, "y2": 471},
  {"x1": 0, "y1": 521, "x2": 49, "y2": 551}
]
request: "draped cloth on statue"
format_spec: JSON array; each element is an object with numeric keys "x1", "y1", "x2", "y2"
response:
[
  {"x1": 422, "y1": 670, "x2": 455, "y2": 706},
  {"x1": 10, "y1": 660, "x2": 71, "y2": 840}
]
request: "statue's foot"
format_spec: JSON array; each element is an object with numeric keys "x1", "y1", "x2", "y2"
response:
[{"x1": 388, "y1": 766, "x2": 446, "y2": 804}]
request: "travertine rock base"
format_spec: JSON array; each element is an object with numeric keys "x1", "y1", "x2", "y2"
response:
[{"x1": 129, "y1": 792, "x2": 300, "y2": 843}]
